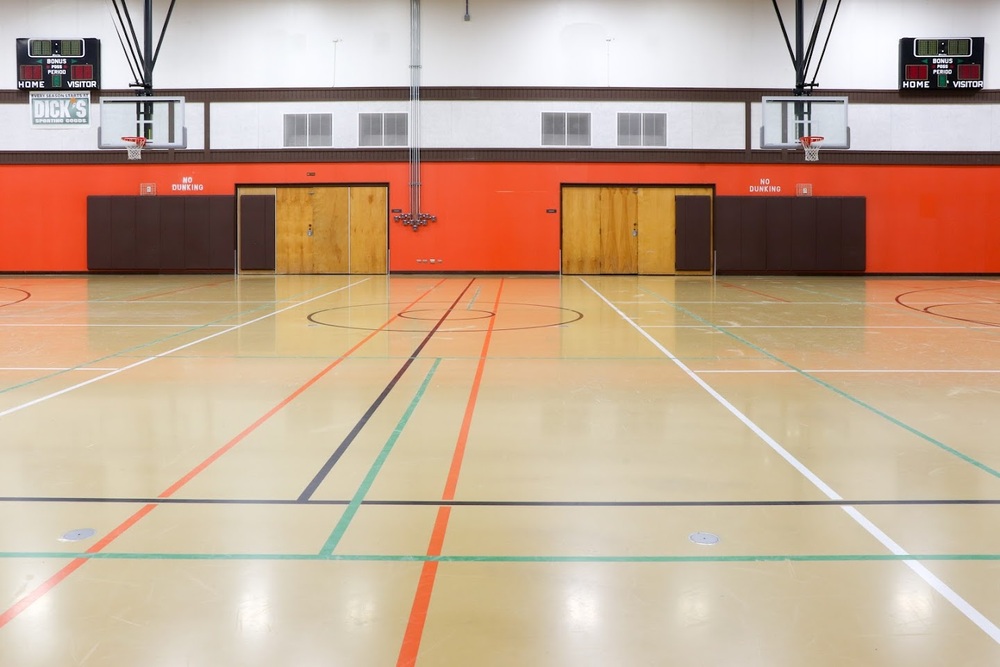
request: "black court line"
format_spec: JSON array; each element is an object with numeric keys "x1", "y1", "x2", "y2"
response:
[
  {"x1": 895, "y1": 286, "x2": 1000, "y2": 328},
  {"x1": 0, "y1": 287, "x2": 31, "y2": 309},
  {"x1": 307, "y1": 300, "x2": 583, "y2": 333},
  {"x1": 5, "y1": 496, "x2": 1000, "y2": 508},
  {"x1": 296, "y1": 278, "x2": 477, "y2": 502}
]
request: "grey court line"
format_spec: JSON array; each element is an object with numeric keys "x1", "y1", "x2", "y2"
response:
[
  {"x1": 0, "y1": 279, "x2": 370, "y2": 420},
  {"x1": 581, "y1": 278, "x2": 1000, "y2": 645}
]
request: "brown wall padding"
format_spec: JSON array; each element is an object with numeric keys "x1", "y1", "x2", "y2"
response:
[
  {"x1": 816, "y1": 198, "x2": 843, "y2": 271},
  {"x1": 134, "y1": 198, "x2": 161, "y2": 270},
  {"x1": 110, "y1": 197, "x2": 136, "y2": 270},
  {"x1": 765, "y1": 198, "x2": 793, "y2": 271},
  {"x1": 742, "y1": 198, "x2": 767, "y2": 271},
  {"x1": 790, "y1": 198, "x2": 818, "y2": 271},
  {"x1": 239, "y1": 195, "x2": 276, "y2": 271},
  {"x1": 209, "y1": 197, "x2": 236, "y2": 270},
  {"x1": 87, "y1": 195, "x2": 235, "y2": 272},
  {"x1": 713, "y1": 197, "x2": 742, "y2": 271},
  {"x1": 714, "y1": 196, "x2": 866, "y2": 273},
  {"x1": 675, "y1": 195, "x2": 712, "y2": 271},
  {"x1": 86, "y1": 197, "x2": 112, "y2": 270},
  {"x1": 159, "y1": 197, "x2": 186, "y2": 269},
  {"x1": 842, "y1": 198, "x2": 867, "y2": 271},
  {"x1": 183, "y1": 198, "x2": 212, "y2": 269}
]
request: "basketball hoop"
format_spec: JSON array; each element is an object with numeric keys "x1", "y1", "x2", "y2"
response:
[
  {"x1": 122, "y1": 136, "x2": 147, "y2": 161},
  {"x1": 800, "y1": 135, "x2": 824, "y2": 162}
]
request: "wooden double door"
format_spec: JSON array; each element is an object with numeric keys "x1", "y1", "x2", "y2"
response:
[
  {"x1": 561, "y1": 186, "x2": 714, "y2": 275},
  {"x1": 238, "y1": 185, "x2": 387, "y2": 274}
]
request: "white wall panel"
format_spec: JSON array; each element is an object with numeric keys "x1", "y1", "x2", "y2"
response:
[
  {"x1": 847, "y1": 105, "x2": 894, "y2": 152},
  {"x1": 0, "y1": 105, "x2": 100, "y2": 151},
  {"x1": 209, "y1": 103, "x2": 261, "y2": 149},
  {"x1": 691, "y1": 103, "x2": 746, "y2": 150},
  {"x1": 887, "y1": 104, "x2": 993, "y2": 151},
  {"x1": 993, "y1": 106, "x2": 1000, "y2": 152}
]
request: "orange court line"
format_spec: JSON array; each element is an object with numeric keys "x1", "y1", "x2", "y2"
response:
[
  {"x1": 0, "y1": 279, "x2": 446, "y2": 630},
  {"x1": 396, "y1": 279, "x2": 505, "y2": 667}
]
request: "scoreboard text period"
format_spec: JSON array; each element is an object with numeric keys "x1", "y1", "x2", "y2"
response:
[
  {"x1": 16, "y1": 38, "x2": 101, "y2": 91},
  {"x1": 899, "y1": 37, "x2": 984, "y2": 91}
]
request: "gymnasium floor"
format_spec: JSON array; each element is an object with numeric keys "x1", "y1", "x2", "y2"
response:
[{"x1": 1, "y1": 273, "x2": 999, "y2": 666}]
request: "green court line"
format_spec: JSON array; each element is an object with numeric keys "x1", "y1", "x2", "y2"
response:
[
  {"x1": 0, "y1": 282, "x2": 345, "y2": 397},
  {"x1": 642, "y1": 287, "x2": 1000, "y2": 480},
  {"x1": 2, "y1": 551, "x2": 1000, "y2": 564},
  {"x1": 467, "y1": 286, "x2": 482, "y2": 310},
  {"x1": 318, "y1": 358, "x2": 443, "y2": 556}
]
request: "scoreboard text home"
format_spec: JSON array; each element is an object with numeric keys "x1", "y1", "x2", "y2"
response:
[
  {"x1": 16, "y1": 38, "x2": 101, "y2": 90},
  {"x1": 899, "y1": 37, "x2": 985, "y2": 90}
]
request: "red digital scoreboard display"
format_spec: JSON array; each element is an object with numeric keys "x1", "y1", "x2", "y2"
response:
[
  {"x1": 899, "y1": 37, "x2": 984, "y2": 91},
  {"x1": 16, "y1": 38, "x2": 101, "y2": 90}
]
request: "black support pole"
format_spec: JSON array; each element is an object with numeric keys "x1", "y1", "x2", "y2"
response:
[
  {"x1": 142, "y1": 0, "x2": 154, "y2": 141},
  {"x1": 795, "y1": 0, "x2": 805, "y2": 95},
  {"x1": 144, "y1": 0, "x2": 153, "y2": 92}
]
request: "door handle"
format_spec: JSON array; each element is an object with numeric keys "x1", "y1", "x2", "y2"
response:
[
  {"x1": 307, "y1": 224, "x2": 314, "y2": 237},
  {"x1": 632, "y1": 229, "x2": 638, "y2": 237}
]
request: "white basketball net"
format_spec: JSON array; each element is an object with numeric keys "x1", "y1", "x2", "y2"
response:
[
  {"x1": 124, "y1": 137, "x2": 147, "y2": 161},
  {"x1": 801, "y1": 136, "x2": 823, "y2": 162}
]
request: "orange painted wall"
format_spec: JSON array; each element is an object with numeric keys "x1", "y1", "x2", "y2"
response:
[{"x1": 2, "y1": 161, "x2": 999, "y2": 273}]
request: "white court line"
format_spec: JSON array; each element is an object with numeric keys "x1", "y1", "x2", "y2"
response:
[
  {"x1": 0, "y1": 280, "x2": 369, "y2": 420},
  {"x1": 0, "y1": 300, "x2": 277, "y2": 305},
  {"x1": 696, "y1": 369, "x2": 1000, "y2": 374},
  {"x1": 581, "y1": 278, "x2": 1000, "y2": 645},
  {"x1": 0, "y1": 367, "x2": 119, "y2": 372},
  {"x1": 611, "y1": 300, "x2": 904, "y2": 305},
  {"x1": 0, "y1": 323, "x2": 233, "y2": 328},
  {"x1": 640, "y1": 324, "x2": 990, "y2": 330}
]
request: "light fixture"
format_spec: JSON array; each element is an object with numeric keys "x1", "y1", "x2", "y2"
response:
[{"x1": 394, "y1": 212, "x2": 437, "y2": 231}]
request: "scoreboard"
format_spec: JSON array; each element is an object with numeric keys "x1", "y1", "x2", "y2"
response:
[
  {"x1": 899, "y1": 38, "x2": 984, "y2": 91},
  {"x1": 16, "y1": 38, "x2": 101, "y2": 90}
]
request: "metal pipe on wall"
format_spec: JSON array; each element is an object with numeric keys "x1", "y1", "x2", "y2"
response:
[
  {"x1": 411, "y1": 0, "x2": 421, "y2": 219},
  {"x1": 395, "y1": 0, "x2": 436, "y2": 231}
]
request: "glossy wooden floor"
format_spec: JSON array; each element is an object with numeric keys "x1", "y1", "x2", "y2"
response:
[{"x1": 1, "y1": 274, "x2": 1000, "y2": 666}]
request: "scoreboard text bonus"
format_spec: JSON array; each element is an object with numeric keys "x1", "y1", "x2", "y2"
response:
[
  {"x1": 899, "y1": 37, "x2": 985, "y2": 91},
  {"x1": 16, "y1": 38, "x2": 101, "y2": 90}
]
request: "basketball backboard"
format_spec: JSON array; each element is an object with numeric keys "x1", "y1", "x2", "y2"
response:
[
  {"x1": 98, "y1": 96, "x2": 187, "y2": 149},
  {"x1": 760, "y1": 96, "x2": 849, "y2": 149}
]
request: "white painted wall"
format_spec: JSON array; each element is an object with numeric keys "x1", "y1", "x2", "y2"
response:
[
  {"x1": 1, "y1": 0, "x2": 997, "y2": 90},
  {"x1": 2, "y1": 1, "x2": 999, "y2": 153}
]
